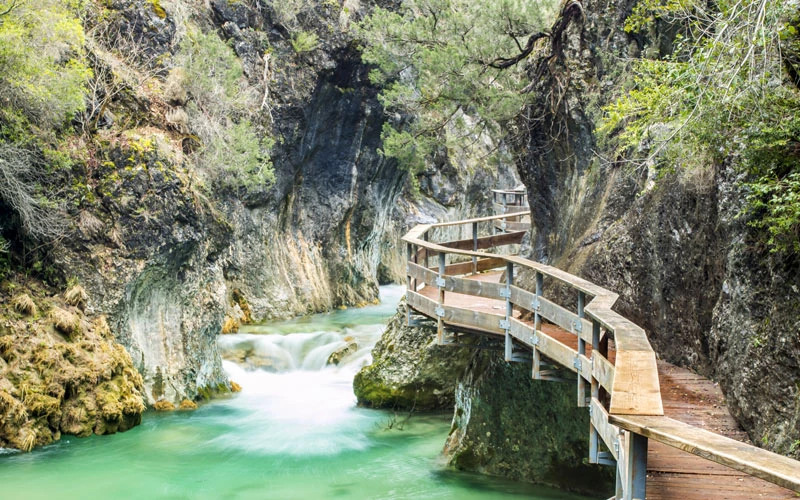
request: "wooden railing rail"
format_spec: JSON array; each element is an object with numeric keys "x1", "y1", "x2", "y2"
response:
[{"x1": 402, "y1": 211, "x2": 800, "y2": 499}]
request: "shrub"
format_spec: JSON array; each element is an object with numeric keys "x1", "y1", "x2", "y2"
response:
[
  {"x1": 290, "y1": 31, "x2": 318, "y2": 53},
  {"x1": 176, "y1": 29, "x2": 275, "y2": 192},
  {"x1": 0, "y1": 0, "x2": 91, "y2": 129}
]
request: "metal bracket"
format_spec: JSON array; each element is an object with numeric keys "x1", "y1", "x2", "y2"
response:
[
  {"x1": 596, "y1": 451, "x2": 616, "y2": 467},
  {"x1": 571, "y1": 319, "x2": 583, "y2": 333},
  {"x1": 531, "y1": 334, "x2": 539, "y2": 346},
  {"x1": 435, "y1": 277, "x2": 446, "y2": 288},
  {"x1": 531, "y1": 298, "x2": 541, "y2": 312},
  {"x1": 499, "y1": 319, "x2": 510, "y2": 330},
  {"x1": 573, "y1": 356, "x2": 582, "y2": 371},
  {"x1": 435, "y1": 306, "x2": 445, "y2": 318},
  {"x1": 499, "y1": 288, "x2": 511, "y2": 299}
]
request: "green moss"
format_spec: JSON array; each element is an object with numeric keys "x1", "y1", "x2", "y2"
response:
[{"x1": 146, "y1": 0, "x2": 167, "y2": 18}]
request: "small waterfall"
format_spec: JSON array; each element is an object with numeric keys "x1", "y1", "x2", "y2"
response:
[{"x1": 212, "y1": 285, "x2": 403, "y2": 456}]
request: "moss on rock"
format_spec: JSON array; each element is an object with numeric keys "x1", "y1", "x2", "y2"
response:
[
  {"x1": 0, "y1": 277, "x2": 145, "y2": 451},
  {"x1": 353, "y1": 301, "x2": 476, "y2": 410}
]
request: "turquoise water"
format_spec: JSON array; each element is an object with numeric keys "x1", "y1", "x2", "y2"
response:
[{"x1": 0, "y1": 286, "x2": 585, "y2": 500}]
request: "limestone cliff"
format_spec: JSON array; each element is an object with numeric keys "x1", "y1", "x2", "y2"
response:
[
  {"x1": 514, "y1": 0, "x2": 800, "y2": 457},
  {"x1": 0, "y1": 0, "x2": 517, "y2": 410}
]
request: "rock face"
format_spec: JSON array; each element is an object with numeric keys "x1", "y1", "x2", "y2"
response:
[
  {"x1": 0, "y1": 280, "x2": 145, "y2": 451},
  {"x1": 18, "y1": 0, "x2": 519, "y2": 407},
  {"x1": 354, "y1": 303, "x2": 475, "y2": 410},
  {"x1": 444, "y1": 351, "x2": 614, "y2": 495},
  {"x1": 514, "y1": 0, "x2": 800, "y2": 457}
]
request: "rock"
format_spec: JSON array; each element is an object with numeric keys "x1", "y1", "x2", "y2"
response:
[
  {"x1": 153, "y1": 399, "x2": 175, "y2": 411},
  {"x1": 326, "y1": 340, "x2": 358, "y2": 366},
  {"x1": 514, "y1": 0, "x2": 800, "y2": 458},
  {"x1": 353, "y1": 301, "x2": 475, "y2": 410},
  {"x1": 444, "y1": 350, "x2": 615, "y2": 495},
  {"x1": 178, "y1": 399, "x2": 197, "y2": 410},
  {"x1": 0, "y1": 279, "x2": 145, "y2": 451},
  {"x1": 230, "y1": 381, "x2": 242, "y2": 392}
]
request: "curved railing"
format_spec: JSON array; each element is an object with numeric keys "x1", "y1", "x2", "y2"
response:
[{"x1": 402, "y1": 211, "x2": 800, "y2": 499}]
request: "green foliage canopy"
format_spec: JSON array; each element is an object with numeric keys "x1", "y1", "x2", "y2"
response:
[
  {"x1": 601, "y1": 0, "x2": 800, "y2": 253},
  {"x1": 0, "y1": 0, "x2": 91, "y2": 131},
  {"x1": 358, "y1": 0, "x2": 558, "y2": 178}
]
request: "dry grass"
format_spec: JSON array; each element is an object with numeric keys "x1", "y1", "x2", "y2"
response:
[
  {"x1": 153, "y1": 399, "x2": 175, "y2": 411},
  {"x1": 178, "y1": 399, "x2": 197, "y2": 410},
  {"x1": 19, "y1": 427, "x2": 37, "y2": 452},
  {"x1": 64, "y1": 285, "x2": 89, "y2": 310},
  {"x1": 11, "y1": 294, "x2": 37, "y2": 316},
  {"x1": 50, "y1": 307, "x2": 81, "y2": 339},
  {"x1": 230, "y1": 381, "x2": 242, "y2": 393}
]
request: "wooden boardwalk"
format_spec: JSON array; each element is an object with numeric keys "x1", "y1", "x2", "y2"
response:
[{"x1": 419, "y1": 272, "x2": 796, "y2": 499}]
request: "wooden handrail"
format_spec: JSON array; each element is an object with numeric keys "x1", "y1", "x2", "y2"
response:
[{"x1": 402, "y1": 213, "x2": 800, "y2": 496}]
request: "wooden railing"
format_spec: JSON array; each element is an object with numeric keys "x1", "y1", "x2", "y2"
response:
[{"x1": 402, "y1": 211, "x2": 800, "y2": 499}]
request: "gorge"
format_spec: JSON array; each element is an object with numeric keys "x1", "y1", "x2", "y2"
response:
[{"x1": 1, "y1": 0, "x2": 799, "y2": 498}]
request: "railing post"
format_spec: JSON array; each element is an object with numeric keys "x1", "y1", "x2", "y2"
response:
[
  {"x1": 437, "y1": 252, "x2": 446, "y2": 345},
  {"x1": 589, "y1": 319, "x2": 601, "y2": 463},
  {"x1": 577, "y1": 291, "x2": 587, "y2": 407},
  {"x1": 532, "y1": 271, "x2": 543, "y2": 379},
  {"x1": 406, "y1": 242, "x2": 413, "y2": 326},
  {"x1": 626, "y1": 432, "x2": 648, "y2": 500},
  {"x1": 423, "y1": 231, "x2": 429, "y2": 269},
  {"x1": 504, "y1": 262, "x2": 514, "y2": 362},
  {"x1": 472, "y1": 221, "x2": 478, "y2": 275}
]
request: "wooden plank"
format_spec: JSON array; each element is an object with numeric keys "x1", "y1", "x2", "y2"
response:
[
  {"x1": 508, "y1": 317, "x2": 536, "y2": 347},
  {"x1": 444, "y1": 257, "x2": 506, "y2": 276},
  {"x1": 441, "y1": 305, "x2": 505, "y2": 335},
  {"x1": 440, "y1": 230, "x2": 526, "y2": 252},
  {"x1": 406, "y1": 290, "x2": 437, "y2": 317},
  {"x1": 444, "y1": 275, "x2": 506, "y2": 301},
  {"x1": 610, "y1": 350, "x2": 664, "y2": 416},
  {"x1": 591, "y1": 398, "x2": 620, "y2": 460},
  {"x1": 422, "y1": 211, "x2": 532, "y2": 228},
  {"x1": 508, "y1": 286, "x2": 593, "y2": 344},
  {"x1": 593, "y1": 354, "x2": 615, "y2": 395},
  {"x1": 492, "y1": 203, "x2": 529, "y2": 214},
  {"x1": 610, "y1": 414, "x2": 800, "y2": 493},
  {"x1": 407, "y1": 261, "x2": 437, "y2": 287},
  {"x1": 536, "y1": 329, "x2": 578, "y2": 373}
]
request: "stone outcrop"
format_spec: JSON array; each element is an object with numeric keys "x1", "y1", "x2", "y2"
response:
[
  {"x1": 444, "y1": 351, "x2": 614, "y2": 495},
  {"x1": 0, "y1": 279, "x2": 145, "y2": 451},
  {"x1": 354, "y1": 302, "x2": 475, "y2": 410}
]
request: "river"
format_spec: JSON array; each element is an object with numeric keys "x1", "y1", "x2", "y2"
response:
[{"x1": 0, "y1": 286, "x2": 585, "y2": 499}]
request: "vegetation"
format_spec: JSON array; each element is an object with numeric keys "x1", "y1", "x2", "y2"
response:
[
  {"x1": 177, "y1": 29, "x2": 275, "y2": 191},
  {"x1": 601, "y1": 0, "x2": 800, "y2": 253},
  {"x1": 0, "y1": 0, "x2": 91, "y2": 131},
  {"x1": 290, "y1": 30, "x2": 318, "y2": 53},
  {"x1": 357, "y1": 0, "x2": 559, "y2": 182}
]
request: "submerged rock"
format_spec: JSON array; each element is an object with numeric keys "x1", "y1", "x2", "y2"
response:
[
  {"x1": 353, "y1": 301, "x2": 475, "y2": 410},
  {"x1": 444, "y1": 350, "x2": 615, "y2": 495},
  {"x1": 326, "y1": 339, "x2": 358, "y2": 366}
]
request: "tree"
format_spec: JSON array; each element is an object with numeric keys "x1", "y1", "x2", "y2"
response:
[{"x1": 357, "y1": 0, "x2": 560, "y2": 179}]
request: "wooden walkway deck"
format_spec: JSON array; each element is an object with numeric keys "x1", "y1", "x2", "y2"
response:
[{"x1": 419, "y1": 272, "x2": 796, "y2": 499}]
